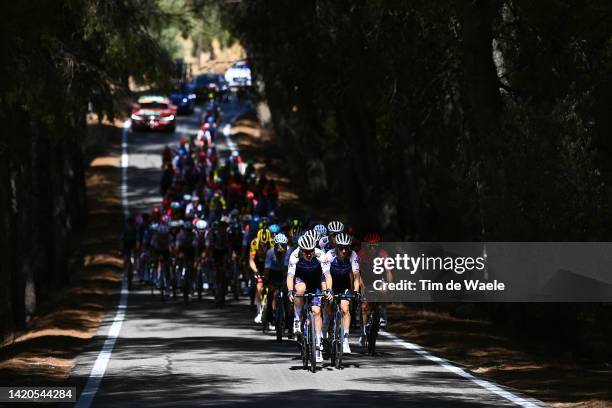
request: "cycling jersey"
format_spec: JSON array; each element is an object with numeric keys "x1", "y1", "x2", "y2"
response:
[
  {"x1": 288, "y1": 247, "x2": 328, "y2": 289},
  {"x1": 323, "y1": 249, "x2": 359, "y2": 292},
  {"x1": 250, "y1": 238, "x2": 272, "y2": 262},
  {"x1": 264, "y1": 248, "x2": 291, "y2": 286}
]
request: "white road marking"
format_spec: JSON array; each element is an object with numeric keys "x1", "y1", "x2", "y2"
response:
[
  {"x1": 75, "y1": 120, "x2": 132, "y2": 408},
  {"x1": 380, "y1": 331, "x2": 544, "y2": 407}
]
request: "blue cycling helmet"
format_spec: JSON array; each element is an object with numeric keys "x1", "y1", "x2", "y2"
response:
[
  {"x1": 269, "y1": 224, "x2": 281, "y2": 234},
  {"x1": 313, "y1": 224, "x2": 327, "y2": 236}
]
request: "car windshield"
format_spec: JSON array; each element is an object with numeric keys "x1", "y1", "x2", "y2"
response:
[{"x1": 139, "y1": 102, "x2": 168, "y2": 109}]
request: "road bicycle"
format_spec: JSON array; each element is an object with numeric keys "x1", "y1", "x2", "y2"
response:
[
  {"x1": 327, "y1": 292, "x2": 359, "y2": 369},
  {"x1": 294, "y1": 293, "x2": 325, "y2": 373},
  {"x1": 361, "y1": 298, "x2": 380, "y2": 356}
]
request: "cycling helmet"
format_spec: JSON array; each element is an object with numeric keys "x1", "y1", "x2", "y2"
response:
[
  {"x1": 304, "y1": 229, "x2": 320, "y2": 241},
  {"x1": 313, "y1": 224, "x2": 327, "y2": 236},
  {"x1": 196, "y1": 220, "x2": 207, "y2": 230},
  {"x1": 170, "y1": 201, "x2": 181, "y2": 210},
  {"x1": 269, "y1": 224, "x2": 281, "y2": 234},
  {"x1": 242, "y1": 214, "x2": 252, "y2": 222},
  {"x1": 177, "y1": 219, "x2": 185, "y2": 227},
  {"x1": 219, "y1": 215, "x2": 231, "y2": 224},
  {"x1": 256, "y1": 228, "x2": 272, "y2": 243},
  {"x1": 183, "y1": 194, "x2": 192, "y2": 202},
  {"x1": 169, "y1": 220, "x2": 180, "y2": 228},
  {"x1": 298, "y1": 234, "x2": 317, "y2": 251},
  {"x1": 274, "y1": 233, "x2": 288, "y2": 245},
  {"x1": 363, "y1": 232, "x2": 382, "y2": 243},
  {"x1": 191, "y1": 195, "x2": 200, "y2": 201},
  {"x1": 327, "y1": 220, "x2": 344, "y2": 234},
  {"x1": 253, "y1": 215, "x2": 261, "y2": 223},
  {"x1": 335, "y1": 232, "x2": 352, "y2": 246},
  {"x1": 149, "y1": 223, "x2": 159, "y2": 231}
]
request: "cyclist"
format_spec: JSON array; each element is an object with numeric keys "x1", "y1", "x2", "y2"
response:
[
  {"x1": 313, "y1": 224, "x2": 328, "y2": 251},
  {"x1": 249, "y1": 228, "x2": 273, "y2": 323},
  {"x1": 152, "y1": 223, "x2": 171, "y2": 288},
  {"x1": 263, "y1": 233, "x2": 291, "y2": 330},
  {"x1": 322, "y1": 232, "x2": 360, "y2": 354},
  {"x1": 207, "y1": 218, "x2": 231, "y2": 307},
  {"x1": 357, "y1": 232, "x2": 391, "y2": 344},
  {"x1": 287, "y1": 233, "x2": 332, "y2": 363},
  {"x1": 326, "y1": 220, "x2": 344, "y2": 251}
]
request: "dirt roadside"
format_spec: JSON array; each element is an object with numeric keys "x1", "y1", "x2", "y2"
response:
[
  {"x1": 0, "y1": 121, "x2": 124, "y2": 386},
  {"x1": 232, "y1": 113, "x2": 612, "y2": 408}
]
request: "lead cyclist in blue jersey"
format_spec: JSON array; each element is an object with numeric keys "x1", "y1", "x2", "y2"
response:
[{"x1": 287, "y1": 233, "x2": 332, "y2": 363}]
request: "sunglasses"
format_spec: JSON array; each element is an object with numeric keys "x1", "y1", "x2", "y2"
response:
[
  {"x1": 338, "y1": 245, "x2": 351, "y2": 252},
  {"x1": 302, "y1": 249, "x2": 315, "y2": 256}
]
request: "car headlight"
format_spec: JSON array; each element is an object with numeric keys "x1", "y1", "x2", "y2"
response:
[
  {"x1": 160, "y1": 115, "x2": 174, "y2": 122},
  {"x1": 131, "y1": 114, "x2": 143, "y2": 121}
]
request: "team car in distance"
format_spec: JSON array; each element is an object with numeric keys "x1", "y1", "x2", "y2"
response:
[
  {"x1": 169, "y1": 83, "x2": 196, "y2": 114},
  {"x1": 225, "y1": 60, "x2": 252, "y2": 87},
  {"x1": 131, "y1": 96, "x2": 177, "y2": 132}
]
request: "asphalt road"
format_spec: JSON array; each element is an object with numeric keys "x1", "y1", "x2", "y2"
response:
[{"x1": 69, "y1": 95, "x2": 547, "y2": 408}]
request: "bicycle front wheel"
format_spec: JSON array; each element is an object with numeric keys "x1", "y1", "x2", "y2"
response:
[
  {"x1": 309, "y1": 311, "x2": 317, "y2": 373},
  {"x1": 334, "y1": 307, "x2": 343, "y2": 369}
]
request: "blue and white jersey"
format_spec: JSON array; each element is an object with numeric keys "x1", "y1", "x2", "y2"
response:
[
  {"x1": 322, "y1": 249, "x2": 359, "y2": 291},
  {"x1": 288, "y1": 247, "x2": 328, "y2": 285},
  {"x1": 264, "y1": 247, "x2": 292, "y2": 271}
]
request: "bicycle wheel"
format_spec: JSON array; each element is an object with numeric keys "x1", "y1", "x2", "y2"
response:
[
  {"x1": 275, "y1": 293, "x2": 284, "y2": 343},
  {"x1": 196, "y1": 264, "x2": 203, "y2": 301},
  {"x1": 261, "y1": 290, "x2": 268, "y2": 333},
  {"x1": 182, "y1": 266, "x2": 190, "y2": 304},
  {"x1": 309, "y1": 310, "x2": 317, "y2": 373},
  {"x1": 368, "y1": 307, "x2": 380, "y2": 356},
  {"x1": 301, "y1": 317, "x2": 309, "y2": 370},
  {"x1": 160, "y1": 266, "x2": 167, "y2": 302},
  {"x1": 334, "y1": 307, "x2": 343, "y2": 369}
]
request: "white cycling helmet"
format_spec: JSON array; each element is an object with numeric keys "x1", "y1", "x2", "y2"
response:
[
  {"x1": 195, "y1": 220, "x2": 207, "y2": 230},
  {"x1": 304, "y1": 229, "x2": 320, "y2": 241},
  {"x1": 313, "y1": 224, "x2": 327, "y2": 236},
  {"x1": 298, "y1": 234, "x2": 317, "y2": 251},
  {"x1": 328, "y1": 220, "x2": 344, "y2": 234},
  {"x1": 335, "y1": 232, "x2": 352, "y2": 246},
  {"x1": 274, "y1": 233, "x2": 288, "y2": 245}
]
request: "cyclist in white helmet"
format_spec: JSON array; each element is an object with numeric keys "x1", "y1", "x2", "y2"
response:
[
  {"x1": 263, "y1": 233, "x2": 292, "y2": 331},
  {"x1": 322, "y1": 232, "x2": 360, "y2": 354},
  {"x1": 326, "y1": 220, "x2": 344, "y2": 251},
  {"x1": 287, "y1": 232, "x2": 332, "y2": 363}
]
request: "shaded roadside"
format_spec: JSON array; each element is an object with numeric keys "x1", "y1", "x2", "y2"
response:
[
  {"x1": 0, "y1": 121, "x2": 124, "y2": 385},
  {"x1": 232, "y1": 105, "x2": 612, "y2": 408}
]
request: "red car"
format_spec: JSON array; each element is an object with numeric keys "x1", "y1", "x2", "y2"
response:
[{"x1": 131, "y1": 96, "x2": 177, "y2": 132}]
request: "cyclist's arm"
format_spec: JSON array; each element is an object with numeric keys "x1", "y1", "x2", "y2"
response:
[
  {"x1": 249, "y1": 252, "x2": 258, "y2": 273},
  {"x1": 287, "y1": 255, "x2": 297, "y2": 291}
]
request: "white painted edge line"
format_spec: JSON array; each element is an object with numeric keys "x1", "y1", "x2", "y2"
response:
[
  {"x1": 222, "y1": 123, "x2": 238, "y2": 155},
  {"x1": 380, "y1": 330, "x2": 545, "y2": 408},
  {"x1": 75, "y1": 120, "x2": 132, "y2": 408}
]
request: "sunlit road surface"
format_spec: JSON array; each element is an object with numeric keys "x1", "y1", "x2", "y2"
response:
[{"x1": 70, "y1": 96, "x2": 548, "y2": 407}]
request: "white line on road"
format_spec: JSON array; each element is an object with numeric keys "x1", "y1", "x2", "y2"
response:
[
  {"x1": 75, "y1": 120, "x2": 132, "y2": 408},
  {"x1": 380, "y1": 331, "x2": 544, "y2": 407}
]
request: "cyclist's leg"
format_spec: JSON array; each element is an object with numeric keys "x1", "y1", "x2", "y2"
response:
[
  {"x1": 293, "y1": 280, "x2": 306, "y2": 324},
  {"x1": 341, "y1": 298, "x2": 351, "y2": 336}
]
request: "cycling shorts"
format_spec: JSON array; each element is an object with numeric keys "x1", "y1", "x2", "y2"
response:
[
  {"x1": 267, "y1": 268, "x2": 284, "y2": 288},
  {"x1": 295, "y1": 277, "x2": 323, "y2": 307}
]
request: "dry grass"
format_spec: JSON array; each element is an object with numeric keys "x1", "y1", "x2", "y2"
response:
[
  {"x1": 0, "y1": 123, "x2": 124, "y2": 385},
  {"x1": 387, "y1": 304, "x2": 612, "y2": 407}
]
